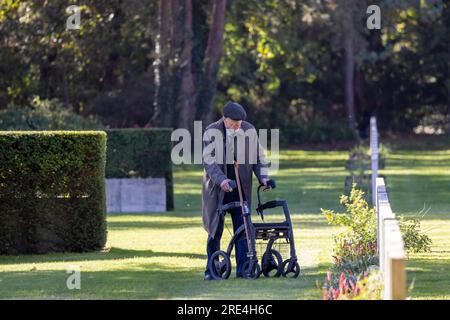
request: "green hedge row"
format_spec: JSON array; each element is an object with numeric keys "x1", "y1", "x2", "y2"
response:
[
  {"x1": 0, "y1": 131, "x2": 107, "y2": 255},
  {"x1": 105, "y1": 129, "x2": 174, "y2": 210}
]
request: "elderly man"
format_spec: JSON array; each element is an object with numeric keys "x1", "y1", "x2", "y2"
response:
[{"x1": 202, "y1": 101, "x2": 269, "y2": 280}]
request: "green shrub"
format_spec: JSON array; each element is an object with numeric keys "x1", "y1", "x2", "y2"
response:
[
  {"x1": 321, "y1": 185, "x2": 378, "y2": 272},
  {"x1": 344, "y1": 143, "x2": 389, "y2": 205},
  {"x1": 0, "y1": 97, "x2": 103, "y2": 130},
  {"x1": 105, "y1": 129, "x2": 174, "y2": 210},
  {"x1": 280, "y1": 119, "x2": 355, "y2": 146},
  {"x1": 398, "y1": 216, "x2": 432, "y2": 254},
  {"x1": 323, "y1": 185, "x2": 433, "y2": 264},
  {"x1": 322, "y1": 185, "x2": 432, "y2": 299},
  {"x1": 344, "y1": 176, "x2": 372, "y2": 204},
  {"x1": 0, "y1": 131, "x2": 107, "y2": 255},
  {"x1": 345, "y1": 143, "x2": 388, "y2": 172}
]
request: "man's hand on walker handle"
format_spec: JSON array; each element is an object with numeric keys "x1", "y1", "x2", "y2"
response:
[
  {"x1": 261, "y1": 178, "x2": 276, "y2": 191},
  {"x1": 261, "y1": 178, "x2": 269, "y2": 191},
  {"x1": 220, "y1": 179, "x2": 233, "y2": 192},
  {"x1": 220, "y1": 178, "x2": 273, "y2": 192}
]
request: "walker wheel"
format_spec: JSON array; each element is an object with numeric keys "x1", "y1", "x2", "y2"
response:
[
  {"x1": 208, "y1": 250, "x2": 231, "y2": 280},
  {"x1": 281, "y1": 259, "x2": 300, "y2": 278},
  {"x1": 243, "y1": 260, "x2": 261, "y2": 279},
  {"x1": 262, "y1": 249, "x2": 283, "y2": 277}
]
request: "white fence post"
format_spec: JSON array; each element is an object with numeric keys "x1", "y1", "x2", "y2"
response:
[
  {"x1": 376, "y1": 177, "x2": 406, "y2": 300},
  {"x1": 376, "y1": 178, "x2": 394, "y2": 271},
  {"x1": 372, "y1": 119, "x2": 406, "y2": 300},
  {"x1": 370, "y1": 116, "x2": 378, "y2": 207}
]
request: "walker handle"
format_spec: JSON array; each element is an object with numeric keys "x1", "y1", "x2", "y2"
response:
[{"x1": 257, "y1": 179, "x2": 276, "y2": 207}]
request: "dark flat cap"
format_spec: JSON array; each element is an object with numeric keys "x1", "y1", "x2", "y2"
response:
[{"x1": 222, "y1": 101, "x2": 247, "y2": 121}]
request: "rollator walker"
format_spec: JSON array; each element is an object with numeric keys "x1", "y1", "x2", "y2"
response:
[{"x1": 207, "y1": 160, "x2": 300, "y2": 279}]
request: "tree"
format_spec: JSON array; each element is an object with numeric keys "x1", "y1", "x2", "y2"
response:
[
  {"x1": 152, "y1": 0, "x2": 227, "y2": 129},
  {"x1": 324, "y1": 0, "x2": 370, "y2": 139},
  {"x1": 0, "y1": 0, "x2": 447, "y2": 136}
]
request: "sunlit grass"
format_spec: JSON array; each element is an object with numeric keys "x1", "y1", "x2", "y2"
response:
[
  {"x1": 0, "y1": 213, "x2": 340, "y2": 299},
  {"x1": 0, "y1": 150, "x2": 347, "y2": 299},
  {"x1": 381, "y1": 142, "x2": 450, "y2": 300},
  {"x1": 0, "y1": 146, "x2": 449, "y2": 299}
]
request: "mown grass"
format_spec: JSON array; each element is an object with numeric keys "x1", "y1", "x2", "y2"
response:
[
  {"x1": 0, "y1": 150, "x2": 347, "y2": 299},
  {"x1": 380, "y1": 136, "x2": 450, "y2": 299},
  {"x1": 0, "y1": 139, "x2": 449, "y2": 300}
]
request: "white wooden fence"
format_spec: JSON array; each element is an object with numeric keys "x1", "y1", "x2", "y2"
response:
[
  {"x1": 371, "y1": 117, "x2": 406, "y2": 300},
  {"x1": 370, "y1": 117, "x2": 378, "y2": 206},
  {"x1": 376, "y1": 178, "x2": 406, "y2": 300}
]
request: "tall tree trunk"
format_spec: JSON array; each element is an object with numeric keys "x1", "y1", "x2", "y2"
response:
[
  {"x1": 356, "y1": 69, "x2": 373, "y2": 138},
  {"x1": 153, "y1": 0, "x2": 227, "y2": 129},
  {"x1": 39, "y1": 47, "x2": 57, "y2": 99},
  {"x1": 355, "y1": 70, "x2": 366, "y2": 112},
  {"x1": 169, "y1": 0, "x2": 182, "y2": 127},
  {"x1": 343, "y1": 18, "x2": 358, "y2": 139},
  {"x1": 103, "y1": 0, "x2": 123, "y2": 91},
  {"x1": 171, "y1": 0, "x2": 181, "y2": 54},
  {"x1": 177, "y1": 0, "x2": 196, "y2": 129},
  {"x1": 446, "y1": 1, "x2": 450, "y2": 118},
  {"x1": 153, "y1": 0, "x2": 172, "y2": 126},
  {"x1": 196, "y1": 0, "x2": 227, "y2": 124}
]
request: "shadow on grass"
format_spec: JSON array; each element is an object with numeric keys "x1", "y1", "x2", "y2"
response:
[
  {"x1": 0, "y1": 263, "x2": 326, "y2": 299},
  {"x1": 107, "y1": 219, "x2": 201, "y2": 230},
  {"x1": 386, "y1": 135, "x2": 450, "y2": 151},
  {"x1": 107, "y1": 213, "x2": 333, "y2": 231},
  {"x1": 385, "y1": 174, "x2": 450, "y2": 218},
  {"x1": 407, "y1": 258, "x2": 450, "y2": 299},
  {"x1": 278, "y1": 160, "x2": 346, "y2": 169},
  {"x1": 0, "y1": 247, "x2": 206, "y2": 265}
]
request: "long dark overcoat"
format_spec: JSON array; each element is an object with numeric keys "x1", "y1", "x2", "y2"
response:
[{"x1": 202, "y1": 117, "x2": 268, "y2": 237}]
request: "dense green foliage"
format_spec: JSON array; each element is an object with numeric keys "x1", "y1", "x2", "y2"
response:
[
  {"x1": 0, "y1": 1, "x2": 447, "y2": 140},
  {"x1": 322, "y1": 186, "x2": 378, "y2": 273},
  {"x1": 106, "y1": 129, "x2": 174, "y2": 210},
  {"x1": 322, "y1": 184, "x2": 433, "y2": 274},
  {"x1": 0, "y1": 131, "x2": 107, "y2": 254},
  {"x1": 0, "y1": 97, "x2": 103, "y2": 130},
  {"x1": 399, "y1": 216, "x2": 432, "y2": 254},
  {"x1": 344, "y1": 143, "x2": 389, "y2": 203},
  {"x1": 321, "y1": 185, "x2": 431, "y2": 299},
  {"x1": 345, "y1": 143, "x2": 387, "y2": 172}
]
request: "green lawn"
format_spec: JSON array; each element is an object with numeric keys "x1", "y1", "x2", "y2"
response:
[
  {"x1": 0, "y1": 139, "x2": 449, "y2": 299},
  {"x1": 380, "y1": 136, "x2": 450, "y2": 299},
  {"x1": 0, "y1": 150, "x2": 347, "y2": 299}
]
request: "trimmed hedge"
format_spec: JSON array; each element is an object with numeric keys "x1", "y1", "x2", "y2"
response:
[
  {"x1": 105, "y1": 129, "x2": 174, "y2": 210},
  {"x1": 0, "y1": 131, "x2": 107, "y2": 255}
]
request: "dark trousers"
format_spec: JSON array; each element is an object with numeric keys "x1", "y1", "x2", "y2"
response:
[{"x1": 205, "y1": 207, "x2": 248, "y2": 277}]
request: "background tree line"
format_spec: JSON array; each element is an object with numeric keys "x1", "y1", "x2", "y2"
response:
[{"x1": 0, "y1": 0, "x2": 448, "y2": 143}]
